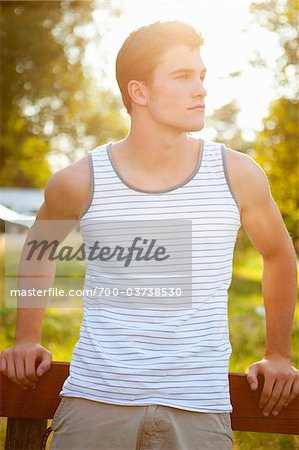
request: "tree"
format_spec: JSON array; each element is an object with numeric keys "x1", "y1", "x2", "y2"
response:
[
  {"x1": 250, "y1": 0, "x2": 298, "y2": 100},
  {"x1": 254, "y1": 98, "x2": 298, "y2": 243},
  {"x1": 0, "y1": 1, "x2": 126, "y2": 187},
  {"x1": 250, "y1": 0, "x2": 299, "y2": 244},
  {"x1": 205, "y1": 101, "x2": 252, "y2": 153}
]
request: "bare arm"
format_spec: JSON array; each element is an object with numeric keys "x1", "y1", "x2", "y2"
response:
[
  {"x1": 0, "y1": 157, "x2": 90, "y2": 389},
  {"x1": 228, "y1": 149, "x2": 298, "y2": 416}
]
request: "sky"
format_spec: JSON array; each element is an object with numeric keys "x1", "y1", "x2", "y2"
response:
[{"x1": 85, "y1": 0, "x2": 282, "y2": 142}]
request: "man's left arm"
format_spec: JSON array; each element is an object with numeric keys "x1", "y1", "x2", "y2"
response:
[{"x1": 235, "y1": 153, "x2": 298, "y2": 417}]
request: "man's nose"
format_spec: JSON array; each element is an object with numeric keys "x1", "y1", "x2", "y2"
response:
[{"x1": 192, "y1": 78, "x2": 207, "y2": 98}]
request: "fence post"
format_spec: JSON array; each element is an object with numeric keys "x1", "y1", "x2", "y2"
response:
[{"x1": 5, "y1": 418, "x2": 47, "y2": 450}]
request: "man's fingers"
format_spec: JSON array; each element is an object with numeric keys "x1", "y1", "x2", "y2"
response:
[
  {"x1": 285, "y1": 373, "x2": 299, "y2": 405},
  {"x1": 4, "y1": 350, "x2": 35, "y2": 389},
  {"x1": 36, "y1": 351, "x2": 52, "y2": 377},
  {"x1": 247, "y1": 363, "x2": 259, "y2": 391},
  {"x1": 25, "y1": 355, "x2": 39, "y2": 384},
  {"x1": 0, "y1": 344, "x2": 53, "y2": 389},
  {"x1": 12, "y1": 353, "x2": 34, "y2": 389},
  {"x1": 0, "y1": 352, "x2": 7, "y2": 376},
  {"x1": 6, "y1": 352, "x2": 24, "y2": 389},
  {"x1": 15, "y1": 357, "x2": 28, "y2": 386},
  {"x1": 15, "y1": 349, "x2": 37, "y2": 388},
  {"x1": 259, "y1": 374, "x2": 275, "y2": 410},
  {"x1": 261, "y1": 378, "x2": 285, "y2": 416},
  {"x1": 266, "y1": 378, "x2": 293, "y2": 416}
]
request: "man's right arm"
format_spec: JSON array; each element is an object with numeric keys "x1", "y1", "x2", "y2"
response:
[{"x1": 0, "y1": 157, "x2": 90, "y2": 390}]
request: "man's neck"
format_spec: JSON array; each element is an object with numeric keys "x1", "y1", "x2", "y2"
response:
[{"x1": 119, "y1": 126, "x2": 193, "y2": 173}]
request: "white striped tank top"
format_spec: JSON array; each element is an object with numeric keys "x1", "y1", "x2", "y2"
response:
[{"x1": 60, "y1": 139, "x2": 241, "y2": 413}]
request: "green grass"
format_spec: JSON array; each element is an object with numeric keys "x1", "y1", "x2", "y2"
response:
[
  {"x1": 228, "y1": 245, "x2": 299, "y2": 449},
  {"x1": 1, "y1": 234, "x2": 298, "y2": 450}
]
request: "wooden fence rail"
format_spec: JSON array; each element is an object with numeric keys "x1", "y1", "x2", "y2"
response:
[{"x1": 1, "y1": 361, "x2": 298, "y2": 449}]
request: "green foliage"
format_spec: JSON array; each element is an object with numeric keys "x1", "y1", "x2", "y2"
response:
[
  {"x1": 249, "y1": 0, "x2": 299, "y2": 243},
  {"x1": 253, "y1": 98, "x2": 298, "y2": 241},
  {"x1": 209, "y1": 1, "x2": 298, "y2": 245},
  {"x1": 250, "y1": 0, "x2": 298, "y2": 99},
  {"x1": 0, "y1": 1, "x2": 127, "y2": 187},
  {"x1": 0, "y1": 111, "x2": 51, "y2": 187},
  {"x1": 205, "y1": 101, "x2": 252, "y2": 153}
]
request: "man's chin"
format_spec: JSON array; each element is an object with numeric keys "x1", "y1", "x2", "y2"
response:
[
  {"x1": 166, "y1": 119, "x2": 205, "y2": 133},
  {"x1": 186, "y1": 121, "x2": 205, "y2": 132}
]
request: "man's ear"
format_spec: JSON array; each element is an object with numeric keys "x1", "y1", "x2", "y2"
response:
[{"x1": 127, "y1": 80, "x2": 148, "y2": 108}]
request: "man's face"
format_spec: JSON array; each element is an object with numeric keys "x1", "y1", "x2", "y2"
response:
[{"x1": 143, "y1": 45, "x2": 207, "y2": 132}]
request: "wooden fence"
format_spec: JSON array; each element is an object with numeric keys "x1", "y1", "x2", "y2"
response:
[{"x1": 1, "y1": 361, "x2": 298, "y2": 449}]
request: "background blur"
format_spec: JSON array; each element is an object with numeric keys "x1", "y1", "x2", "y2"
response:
[{"x1": 0, "y1": 1, "x2": 298, "y2": 448}]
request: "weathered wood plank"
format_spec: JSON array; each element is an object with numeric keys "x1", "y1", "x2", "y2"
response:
[
  {"x1": 5, "y1": 418, "x2": 47, "y2": 450},
  {"x1": 0, "y1": 361, "x2": 69, "y2": 419},
  {"x1": 229, "y1": 373, "x2": 299, "y2": 434},
  {"x1": 1, "y1": 362, "x2": 298, "y2": 437}
]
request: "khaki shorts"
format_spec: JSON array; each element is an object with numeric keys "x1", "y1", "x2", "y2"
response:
[{"x1": 49, "y1": 397, "x2": 234, "y2": 450}]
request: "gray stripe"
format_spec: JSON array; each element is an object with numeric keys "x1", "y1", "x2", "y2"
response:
[
  {"x1": 78, "y1": 152, "x2": 94, "y2": 220},
  {"x1": 106, "y1": 138, "x2": 204, "y2": 194},
  {"x1": 221, "y1": 144, "x2": 241, "y2": 214}
]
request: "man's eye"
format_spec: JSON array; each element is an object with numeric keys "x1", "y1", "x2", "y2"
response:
[{"x1": 177, "y1": 74, "x2": 190, "y2": 79}]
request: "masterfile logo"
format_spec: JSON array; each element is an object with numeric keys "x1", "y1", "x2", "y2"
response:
[
  {"x1": 5, "y1": 218, "x2": 192, "y2": 309},
  {"x1": 25, "y1": 236, "x2": 170, "y2": 267}
]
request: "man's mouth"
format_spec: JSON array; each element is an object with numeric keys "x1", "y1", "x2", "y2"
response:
[{"x1": 189, "y1": 104, "x2": 205, "y2": 110}]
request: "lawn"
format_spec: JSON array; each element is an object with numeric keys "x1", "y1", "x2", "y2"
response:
[{"x1": 1, "y1": 229, "x2": 298, "y2": 449}]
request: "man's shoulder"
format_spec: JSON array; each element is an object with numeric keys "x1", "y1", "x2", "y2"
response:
[
  {"x1": 225, "y1": 146, "x2": 268, "y2": 180},
  {"x1": 224, "y1": 146, "x2": 271, "y2": 212},
  {"x1": 46, "y1": 155, "x2": 90, "y2": 192},
  {"x1": 225, "y1": 145, "x2": 252, "y2": 163},
  {"x1": 43, "y1": 155, "x2": 91, "y2": 220}
]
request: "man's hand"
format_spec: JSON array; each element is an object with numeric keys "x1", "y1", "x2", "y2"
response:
[
  {"x1": 0, "y1": 343, "x2": 52, "y2": 390},
  {"x1": 247, "y1": 356, "x2": 299, "y2": 417}
]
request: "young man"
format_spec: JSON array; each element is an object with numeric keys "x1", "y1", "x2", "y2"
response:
[{"x1": 1, "y1": 21, "x2": 298, "y2": 450}]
